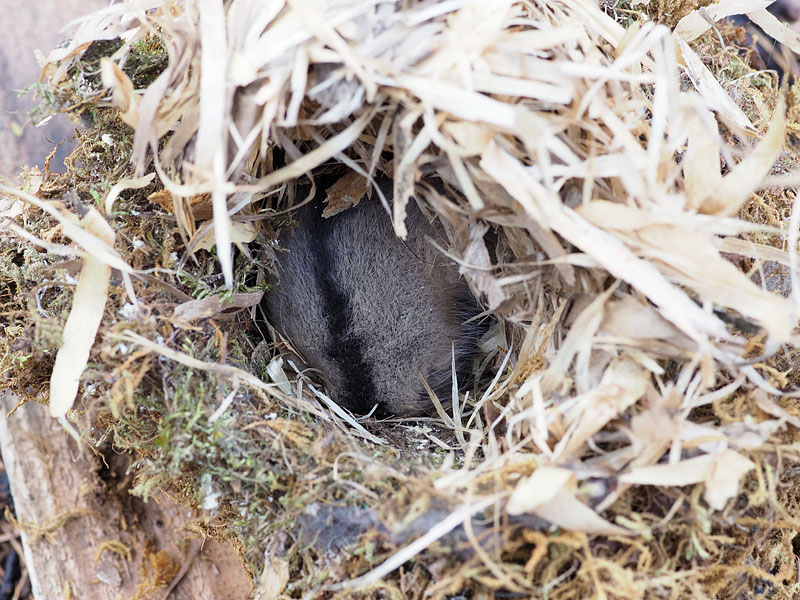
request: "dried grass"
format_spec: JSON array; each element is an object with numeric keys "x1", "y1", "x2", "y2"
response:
[{"x1": 4, "y1": 0, "x2": 800, "y2": 598}]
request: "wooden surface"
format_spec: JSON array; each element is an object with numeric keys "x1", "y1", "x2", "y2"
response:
[{"x1": 0, "y1": 391, "x2": 252, "y2": 600}]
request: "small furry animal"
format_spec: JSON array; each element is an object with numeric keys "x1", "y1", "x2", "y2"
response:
[{"x1": 262, "y1": 174, "x2": 483, "y2": 417}]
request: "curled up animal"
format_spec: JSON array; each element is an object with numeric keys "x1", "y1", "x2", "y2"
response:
[{"x1": 262, "y1": 173, "x2": 485, "y2": 417}]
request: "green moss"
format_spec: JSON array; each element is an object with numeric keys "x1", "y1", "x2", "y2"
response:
[
  {"x1": 28, "y1": 33, "x2": 168, "y2": 129},
  {"x1": 125, "y1": 36, "x2": 169, "y2": 88}
]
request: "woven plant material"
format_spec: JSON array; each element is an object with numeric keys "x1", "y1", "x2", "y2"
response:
[{"x1": 3, "y1": 1, "x2": 800, "y2": 598}]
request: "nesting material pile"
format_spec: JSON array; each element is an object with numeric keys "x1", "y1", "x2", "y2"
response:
[{"x1": 4, "y1": 0, "x2": 800, "y2": 597}]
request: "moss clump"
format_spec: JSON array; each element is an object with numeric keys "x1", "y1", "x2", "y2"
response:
[
  {"x1": 124, "y1": 36, "x2": 169, "y2": 89},
  {"x1": 30, "y1": 34, "x2": 168, "y2": 128}
]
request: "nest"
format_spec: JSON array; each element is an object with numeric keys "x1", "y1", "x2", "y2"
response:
[{"x1": 4, "y1": 0, "x2": 800, "y2": 598}]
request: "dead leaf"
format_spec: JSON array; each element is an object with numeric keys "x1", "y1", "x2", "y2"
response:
[
  {"x1": 49, "y1": 208, "x2": 116, "y2": 417},
  {"x1": 754, "y1": 391, "x2": 800, "y2": 428},
  {"x1": 253, "y1": 553, "x2": 289, "y2": 600},
  {"x1": 194, "y1": 221, "x2": 258, "y2": 251},
  {"x1": 148, "y1": 190, "x2": 215, "y2": 220},
  {"x1": 557, "y1": 356, "x2": 650, "y2": 458},
  {"x1": 507, "y1": 466, "x2": 631, "y2": 535},
  {"x1": 173, "y1": 291, "x2": 264, "y2": 321},
  {"x1": 104, "y1": 173, "x2": 156, "y2": 215},
  {"x1": 322, "y1": 171, "x2": 367, "y2": 217},
  {"x1": 619, "y1": 449, "x2": 755, "y2": 510},
  {"x1": 459, "y1": 221, "x2": 506, "y2": 310}
]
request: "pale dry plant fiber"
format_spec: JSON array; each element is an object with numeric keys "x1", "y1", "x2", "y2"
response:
[{"x1": 16, "y1": 0, "x2": 800, "y2": 594}]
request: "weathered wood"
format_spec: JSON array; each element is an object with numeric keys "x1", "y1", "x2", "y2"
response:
[{"x1": 0, "y1": 391, "x2": 252, "y2": 600}]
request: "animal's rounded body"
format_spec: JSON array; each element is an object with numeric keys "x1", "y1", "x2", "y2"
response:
[{"x1": 263, "y1": 179, "x2": 482, "y2": 416}]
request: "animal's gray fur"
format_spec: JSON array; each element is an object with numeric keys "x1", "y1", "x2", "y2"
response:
[{"x1": 262, "y1": 178, "x2": 483, "y2": 416}]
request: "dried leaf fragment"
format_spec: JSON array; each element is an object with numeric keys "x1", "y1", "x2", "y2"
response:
[
  {"x1": 49, "y1": 208, "x2": 116, "y2": 417},
  {"x1": 685, "y1": 97, "x2": 785, "y2": 216},
  {"x1": 254, "y1": 552, "x2": 290, "y2": 600},
  {"x1": 194, "y1": 221, "x2": 258, "y2": 251},
  {"x1": 674, "y1": 1, "x2": 772, "y2": 43},
  {"x1": 507, "y1": 466, "x2": 572, "y2": 514},
  {"x1": 100, "y1": 58, "x2": 138, "y2": 129},
  {"x1": 749, "y1": 8, "x2": 800, "y2": 53},
  {"x1": 322, "y1": 171, "x2": 367, "y2": 217},
  {"x1": 600, "y1": 295, "x2": 686, "y2": 344},
  {"x1": 459, "y1": 221, "x2": 506, "y2": 310},
  {"x1": 507, "y1": 466, "x2": 631, "y2": 535},
  {"x1": 557, "y1": 356, "x2": 650, "y2": 458},
  {"x1": 173, "y1": 291, "x2": 264, "y2": 321},
  {"x1": 619, "y1": 449, "x2": 755, "y2": 510},
  {"x1": 104, "y1": 173, "x2": 155, "y2": 215},
  {"x1": 675, "y1": 36, "x2": 754, "y2": 131},
  {"x1": 148, "y1": 190, "x2": 214, "y2": 221}
]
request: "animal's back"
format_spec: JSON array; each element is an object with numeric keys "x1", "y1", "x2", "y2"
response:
[{"x1": 263, "y1": 182, "x2": 482, "y2": 416}]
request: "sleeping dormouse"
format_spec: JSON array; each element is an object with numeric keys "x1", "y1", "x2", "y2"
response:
[{"x1": 262, "y1": 174, "x2": 484, "y2": 417}]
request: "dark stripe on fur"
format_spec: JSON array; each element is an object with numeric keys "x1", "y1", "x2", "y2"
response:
[{"x1": 313, "y1": 220, "x2": 379, "y2": 414}]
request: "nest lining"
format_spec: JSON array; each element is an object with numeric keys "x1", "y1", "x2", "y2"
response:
[{"x1": 3, "y1": 0, "x2": 800, "y2": 598}]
